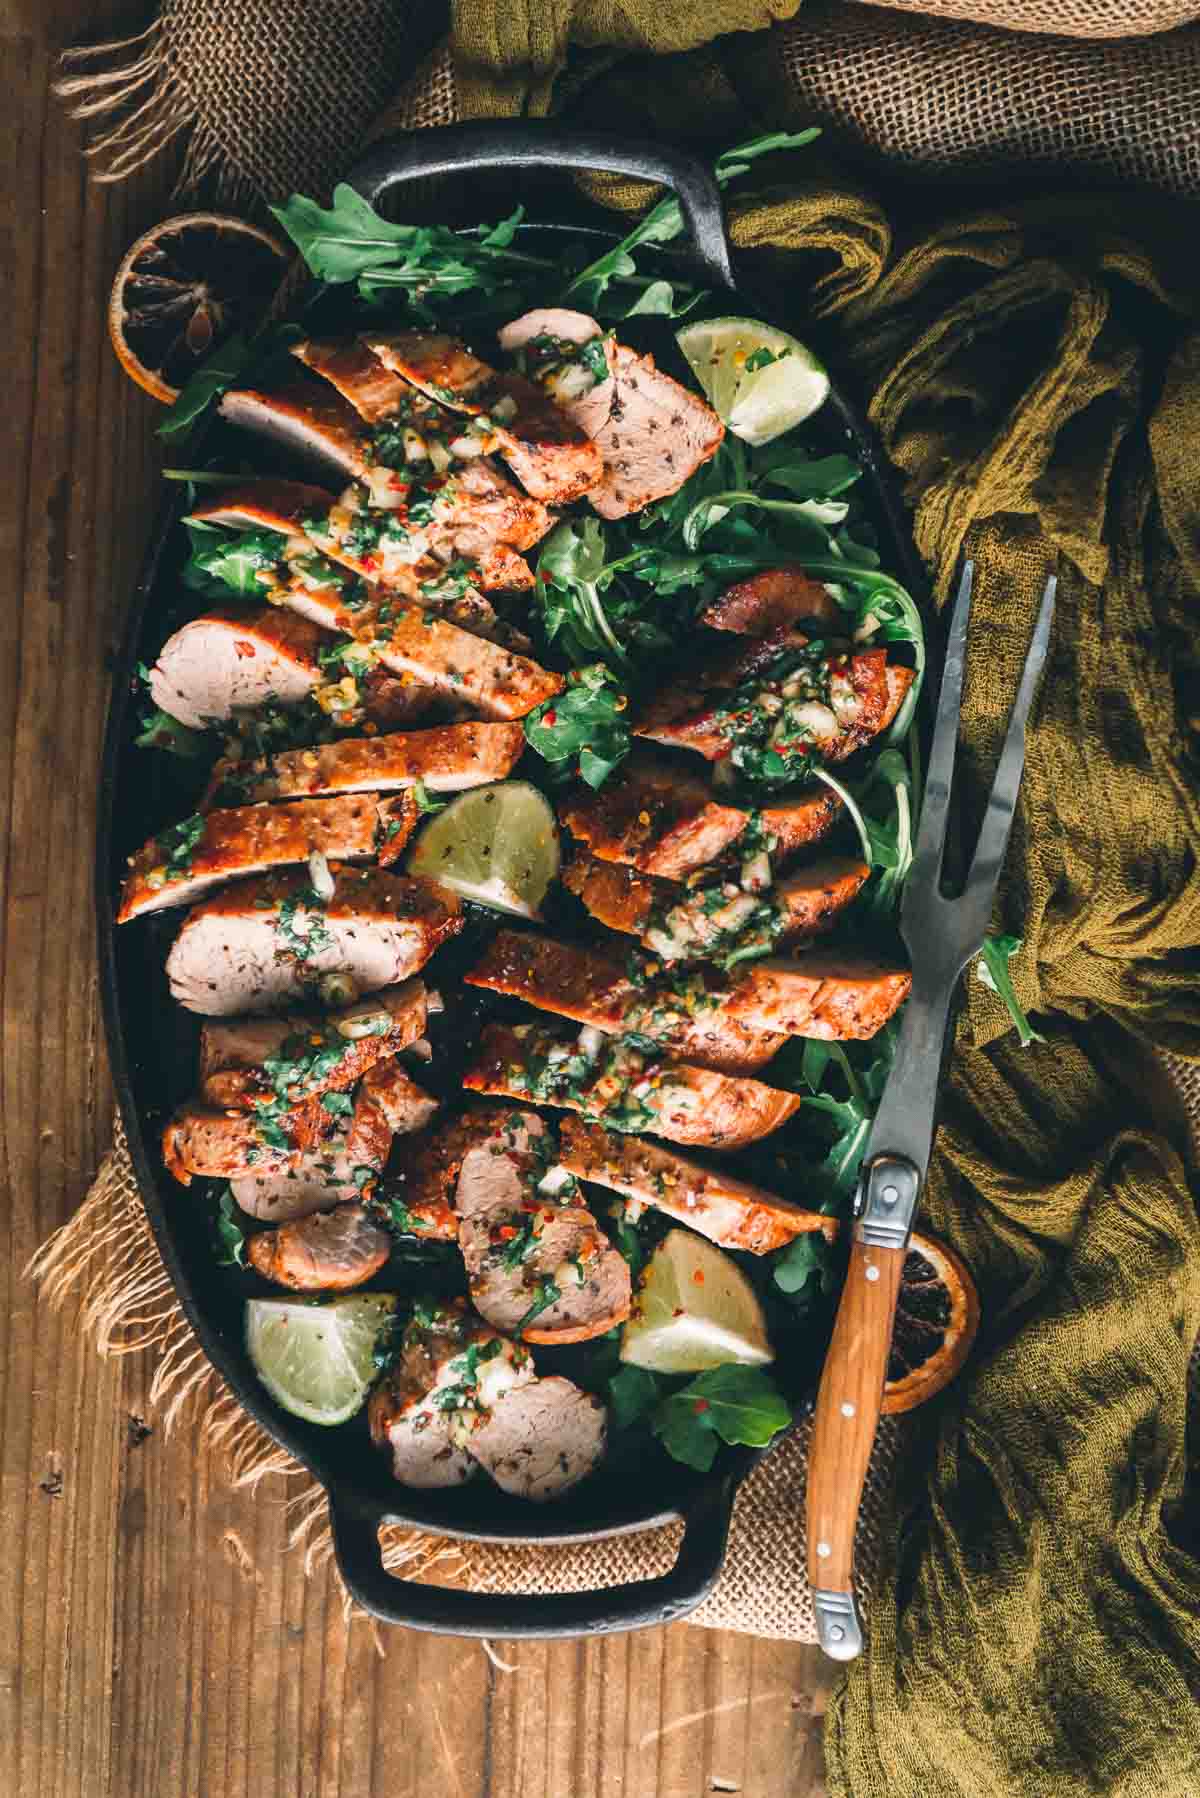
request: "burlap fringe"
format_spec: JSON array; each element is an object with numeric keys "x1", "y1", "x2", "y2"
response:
[{"x1": 52, "y1": 19, "x2": 254, "y2": 204}]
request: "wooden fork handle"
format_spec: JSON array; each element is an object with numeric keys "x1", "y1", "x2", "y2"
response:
[{"x1": 806, "y1": 1232, "x2": 905, "y2": 1660}]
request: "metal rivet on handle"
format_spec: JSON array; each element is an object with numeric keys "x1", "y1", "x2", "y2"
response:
[
  {"x1": 841, "y1": 1402, "x2": 856, "y2": 1417},
  {"x1": 865, "y1": 1265, "x2": 881, "y2": 1283},
  {"x1": 829, "y1": 1624, "x2": 846, "y2": 1643},
  {"x1": 881, "y1": 1184, "x2": 898, "y2": 1206},
  {"x1": 816, "y1": 1541, "x2": 831, "y2": 1558}
]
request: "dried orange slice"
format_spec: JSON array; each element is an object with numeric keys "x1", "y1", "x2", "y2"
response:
[
  {"x1": 881, "y1": 1228, "x2": 980, "y2": 1415},
  {"x1": 109, "y1": 213, "x2": 288, "y2": 403}
]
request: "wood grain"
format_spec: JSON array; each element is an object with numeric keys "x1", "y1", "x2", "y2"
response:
[
  {"x1": 807, "y1": 1238, "x2": 903, "y2": 1598},
  {"x1": 0, "y1": 5, "x2": 836, "y2": 1790}
]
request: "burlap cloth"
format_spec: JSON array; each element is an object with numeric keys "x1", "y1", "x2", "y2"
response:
[{"x1": 39, "y1": 2, "x2": 1200, "y2": 1791}]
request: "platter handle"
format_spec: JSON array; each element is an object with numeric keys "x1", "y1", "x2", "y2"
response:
[
  {"x1": 344, "y1": 121, "x2": 736, "y2": 292},
  {"x1": 329, "y1": 1473, "x2": 737, "y2": 1639}
]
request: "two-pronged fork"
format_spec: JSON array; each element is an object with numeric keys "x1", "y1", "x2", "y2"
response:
[{"x1": 806, "y1": 561, "x2": 1057, "y2": 1661}]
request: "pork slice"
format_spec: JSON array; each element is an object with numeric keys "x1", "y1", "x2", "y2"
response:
[
  {"x1": 207, "y1": 720, "x2": 526, "y2": 807},
  {"x1": 163, "y1": 1097, "x2": 327, "y2": 1186},
  {"x1": 148, "y1": 606, "x2": 327, "y2": 728},
  {"x1": 359, "y1": 669, "x2": 441, "y2": 731},
  {"x1": 639, "y1": 856, "x2": 871, "y2": 964},
  {"x1": 724, "y1": 955, "x2": 911, "y2": 1040},
  {"x1": 497, "y1": 308, "x2": 617, "y2": 439},
  {"x1": 460, "y1": 1199, "x2": 632, "y2": 1346},
  {"x1": 167, "y1": 868, "x2": 459, "y2": 1016},
  {"x1": 589, "y1": 344, "x2": 724, "y2": 520},
  {"x1": 635, "y1": 645, "x2": 903, "y2": 766},
  {"x1": 199, "y1": 981, "x2": 428, "y2": 1114},
  {"x1": 118, "y1": 792, "x2": 396, "y2": 921},
  {"x1": 369, "y1": 1301, "x2": 536, "y2": 1488},
  {"x1": 466, "y1": 1377, "x2": 607, "y2": 1501},
  {"x1": 352, "y1": 1057, "x2": 439, "y2": 1138},
  {"x1": 230, "y1": 1119, "x2": 372, "y2": 1220},
  {"x1": 558, "y1": 1116, "x2": 837, "y2": 1255},
  {"x1": 424, "y1": 455, "x2": 553, "y2": 556},
  {"x1": 246, "y1": 1200, "x2": 391, "y2": 1291},
  {"x1": 559, "y1": 751, "x2": 752, "y2": 879},
  {"x1": 190, "y1": 478, "x2": 337, "y2": 537},
  {"x1": 464, "y1": 929, "x2": 783, "y2": 1076},
  {"x1": 292, "y1": 338, "x2": 414, "y2": 422},
  {"x1": 759, "y1": 790, "x2": 843, "y2": 859},
  {"x1": 363, "y1": 333, "x2": 603, "y2": 503},
  {"x1": 464, "y1": 1020, "x2": 801, "y2": 1149},
  {"x1": 280, "y1": 577, "x2": 562, "y2": 720},
  {"x1": 219, "y1": 379, "x2": 371, "y2": 481},
  {"x1": 701, "y1": 568, "x2": 844, "y2": 636},
  {"x1": 391, "y1": 1104, "x2": 548, "y2": 1224}
]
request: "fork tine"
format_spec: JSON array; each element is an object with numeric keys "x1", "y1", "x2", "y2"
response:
[
  {"x1": 904, "y1": 560, "x2": 974, "y2": 904},
  {"x1": 959, "y1": 574, "x2": 1056, "y2": 907}
]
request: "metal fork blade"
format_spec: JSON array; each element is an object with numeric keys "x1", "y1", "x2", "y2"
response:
[
  {"x1": 951, "y1": 574, "x2": 1056, "y2": 944},
  {"x1": 902, "y1": 561, "x2": 974, "y2": 925}
]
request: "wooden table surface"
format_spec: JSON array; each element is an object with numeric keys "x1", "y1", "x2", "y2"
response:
[{"x1": 0, "y1": 4, "x2": 835, "y2": 1792}]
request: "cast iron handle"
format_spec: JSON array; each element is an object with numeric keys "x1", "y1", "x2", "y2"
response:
[
  {"x1": 330, "y1": 1474, "x2": 736, "y2": 1638},
  {"x1": 345, "y1": 121, "x2": 736, "y2": 292}
]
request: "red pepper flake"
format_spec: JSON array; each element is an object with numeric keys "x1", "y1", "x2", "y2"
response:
[
  {"x1": 692, "y1": 1399, "x2": 710, "y2": 1415},
  {"x1": 672, "y1": 1307, "x2": 684, "y2": 1318},
  {"x1": 542, "y1": 709, "x2": 557, "y2": 726},
  {"x1": 692, "y1": 1269, "x2": 705, "y2": 1285},
  {"x1": 364, "y1": 556, "x2": 379, "y2": 571}
]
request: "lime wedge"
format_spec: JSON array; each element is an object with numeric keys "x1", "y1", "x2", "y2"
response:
[
  {"x1": 407, "y1": 780, "x2": 559, "y2": 918},
  {"x1": 620, "y1": 1228, "x2": 774, "y2": 1375},
  {"x1": 676, "y1": 316, "x2": 829, "y2": 447},
  {"x1": 246, "y1": 1292, "x2": 397, "y2": 1426}
]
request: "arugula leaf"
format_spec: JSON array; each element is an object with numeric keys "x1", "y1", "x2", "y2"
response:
[
  {"x1": 215, "y1": 1188, "x2": 248, "y2": 1268},
  {"x1": 134, "y1": 708, "x2": 211, "y2": 759},
  {"x1": 608, "y1": 1364, "x2": 663, "y2": 1431},
  {"x1": 517, "y1": 1276, "x2": 562, "y2": 1333},
  {"x1": 183, "y1": 523, "x2": 286, "y2": 597},
  {"x1": 412, "y1": 779, "x2": 447, "y2": 817},
  {"x1": 977, "y1": 934, "x2": 1044, "y2": 1047},
  {"x1": 157, "y1": 333, "x2": 253, "y2": 443},
  {"x1": 320, "y1": 1091, "x2": 354, "y2": 1117},
  {"x1": 652, "y1": 1365, "x2": 792, "y2": 1472},
  {"x1": 772, "y1": 1230, "x2": 837, "y2": 1299},
  {"x1": 524, "y1": 663, "x2": 631, "y2": 789}
]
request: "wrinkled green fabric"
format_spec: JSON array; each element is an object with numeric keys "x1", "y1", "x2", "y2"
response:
[{"x1": 450, "y1": 16, "x2": 1200, "y2": 1794}]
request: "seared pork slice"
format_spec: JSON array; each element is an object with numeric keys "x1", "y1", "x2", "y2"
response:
[
  {"x1": 589, "y1": 343, "x2": 724, "y2": 519},
  {"x1": 558, "y1": 1117, "x2": 837, "y2": 1254},
  {"x1": 563, "y1": 851, "x2": 870, "y2": 960},
  {"x1": 393, "y1": 1104, "x2": 549, "y2": 1222},
  {"x1": 207, "y1": 720, "x2": 526, "y2": 807},
  {"x1": 148, "y1": 606, "x2": 327, "y2": 728},
  {"x1": 163, "y1": 1097, "x2": 327, "y2": 1186},
  {"x1": 278, "y1": 577, "x2": 562, "y2": 720},
  {"x1": 231, "y1": 1119, "x2": 374, "y2": 1220},
  {"x1": 464, "y1": 930, "x2": 784, "y2": 1075},
  {"x1": 118, "y1": 792, "x2": 411, "y2": 921},
  {"x1": 360, "y1": 669, "x2": 440, "y2": 731},
  {"x1": 364, "y1": 333, "x2": 604, "y2": 503},
  {"x1": 560, "y1": 751, "x2": 842, "y2": 881},
  {"x1": 292, "y1": 338, "x2": 413, "y2": 422},
  {"x1": 347, "y1": 1059, "x2": 439, "y2": 1173},
  {"x1": 498, "y1": 308, "x2": 617, "y2": 438},
  {"x1": 199, "y1": 981, "x2": 428, "y2": 1113},
  {"x1": 717, "y1": 954, "x2": 911, "y2": 1041},
  {"x1": 247, "y1": 1201, "x2": 392, "y2": 1291},
  {"x1": 466, "y1": 1377, "x2": 607, "y2": 1501},
  {"x1": 460, "y1": 1195, "x2": 632, "y2": 1345},
  {"x1": 166, "y1": 867, "x2": 461, "y2": 1015},
  {"x1": 369, "y1": 1301, "x2": 536, "y2": 1489},
  {"x1": 636, "y1": 643, "x2": 914, "y2": 766},
  {"x1": 464, "y1": 1020, "x2": 801, "y2": 1149},
  {"x1": 219, "y1": 379, "x2": 371, "y2": 481},
  {"x1": 701, "y1": 568, "x2": 844, "y2": 636},
  {"x1": 191, "y1": 478, "x2": 334, "y2": 541}
]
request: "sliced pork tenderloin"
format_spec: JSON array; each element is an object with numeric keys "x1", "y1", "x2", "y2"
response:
[
  {"x1": 558, "y1": 1116, "x2": 838, "y2": 1255},
  {"x1": 464, "y1": 929, "x2": 784, "y2": 1075},
  {"x1": 701, "y1": 567, "x2": 845, "y2": 636},
  {"x1": 369, "y1": 1300, "x2": 535, "y2": 1489},
  {"x1": 589, "y1": 342, "x2": 724, "y2": 519},
  {"x1": 230, "y1": 1118, "x2": 375, "y2": 1220},
  {"x1": 466, "y1": 1377, "x2": 607, "y2": 1502},
  {"x1": 148, "y1": 606, "x2": 327, "y2": 729},
  {"x1": 497, "y1": 308, "x2": 617, "y2": 438},
  {"x1": 292, "y1": 338, "x2": 413, "y2": 422},
  {"x1": 219, "y1": 378, "x2": 371, "y2": 481},
  {"x1": 166, "y1": 867, "x2": 461, "y2": 1015},
  {"x1": 347, "y1": 1059, "x2": 439, "y2": 1169},
  {"x1": 464, "y1": 1019, "x2": 801, "y2": 1149},
  {"x1": 163, "y1": 1098, "x2": 327, "y2": 1186},
  {"x1": 246, "y1": 1201, "x2": 392, "y2": 1291},
  {"x1": 118, "y1": 791, "x2": 415, "y2": 922},
  {"x1": 205, "y1": 719, "x2": 526, "y2": 808}
]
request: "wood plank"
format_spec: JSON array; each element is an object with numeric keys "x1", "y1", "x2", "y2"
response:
[{"x1": 0, "y1": 5, "x2": 834, "y2": 1793}]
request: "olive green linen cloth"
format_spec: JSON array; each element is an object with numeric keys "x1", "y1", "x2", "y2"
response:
[{"x1": 441, "y1": 24, "x2": 1200, "y2": 1796}]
